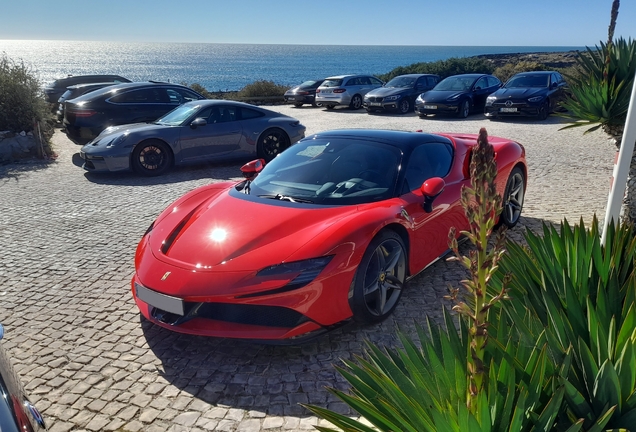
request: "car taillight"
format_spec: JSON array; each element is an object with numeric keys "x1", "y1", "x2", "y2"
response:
[
  {"x1": 316, "y1": 89, "x2": 321, "y2": 93},
  {"x1": 73, "y1": 109, "x2": 97, "y2": 117},
  {"x1": 333, "y1": 88, "x2": 346, "y2": 93},
  {"x1": 297, "y1": 91, "x2": 309, "y2": 95}
]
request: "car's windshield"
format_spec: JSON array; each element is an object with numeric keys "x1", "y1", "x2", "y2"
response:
[
  {"x1": 505, "y1": 74, "x2": 549, "y2": 88},
  {"x1": 155, "y1": 105, "x2": 201, "y2": 126},
  {"x1": 321, "y1": 79, "x2": 343, "y2": 88},
  {"x1": 433, "y1": 76, "x2": 475, "y2": 92},
  {"x1": 385, "y1": 76, "x2": 416, "y2": 88},
  {"x1": 243, "y1": 138, "x2": 401, "y2": 205}
]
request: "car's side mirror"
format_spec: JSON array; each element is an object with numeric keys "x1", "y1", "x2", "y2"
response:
[
  {"x1": 190, "y1": 117, "x2": 207, "y2": 129},
  {"x1": 241, "y1": 158, "x2": 266, "y2": 180},
  {"x1": 421, "y1": 177, "x2": 445, "y2": 213}
]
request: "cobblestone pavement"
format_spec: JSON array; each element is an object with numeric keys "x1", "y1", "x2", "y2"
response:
[{"x1": 0, "y1": 106, "x2": 616, "y2": 431}]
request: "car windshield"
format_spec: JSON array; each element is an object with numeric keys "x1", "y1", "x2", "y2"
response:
[
  {"x1": 242, "y1": 138, "x2": 401, "y2": 205},
  {"x1": 155, "y1": 104, "x2": 201, "y2": 126},
  {"x1": 385, "y1": 76, "x2": 416, "y2": 88},
  {"x1": 433, "y1": 76, "x2": 475, "y2": 92},
  {"x1": 505, "y1": 75, "x2": 549, "y2": 88},
  {"x1": 321, "y1": 79, "x2": 343, "y2": 88}
]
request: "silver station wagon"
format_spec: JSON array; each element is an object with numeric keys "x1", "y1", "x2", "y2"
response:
[{"x1": 315, "y1": 74, "x2": 384, "y2": 110}]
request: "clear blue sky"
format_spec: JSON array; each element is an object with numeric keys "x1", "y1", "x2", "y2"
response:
[{"x1": 2, "y1": 0, "x2": 633, "y2": 46}]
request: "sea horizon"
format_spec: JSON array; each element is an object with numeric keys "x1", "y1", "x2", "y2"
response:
[{"x1": 0, "y1": 40, "x2": 586, "y2": 91}]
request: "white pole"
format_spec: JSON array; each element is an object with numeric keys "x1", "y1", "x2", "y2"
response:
[{"x1": 602, "y1": 71, "x2": 636, "y2": 245}]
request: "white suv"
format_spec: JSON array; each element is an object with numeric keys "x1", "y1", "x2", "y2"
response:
[{"x1": 316, "y1": 75, "x2": 384, "y2": 110}]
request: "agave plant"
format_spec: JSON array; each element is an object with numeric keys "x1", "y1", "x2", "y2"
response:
[{"x1": 496, "y1": 216, "x2": 636, "y2": 430}]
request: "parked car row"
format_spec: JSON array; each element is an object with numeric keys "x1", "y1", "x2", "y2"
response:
[{"x1": 286, "y1": 71, "x2": 567, "y2": 121}]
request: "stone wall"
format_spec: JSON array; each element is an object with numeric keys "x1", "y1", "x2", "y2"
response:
[{"x1": 0, "y1": 130, "x2": 42, "y2": 163}]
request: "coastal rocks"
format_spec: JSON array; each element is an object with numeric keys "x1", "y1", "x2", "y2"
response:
[
  {"x1": 0, "y1": 130, "x2": 41, "y2": 163},
  {"x1": 476, "y1": 51, "x2": 581, "y2": 69}
]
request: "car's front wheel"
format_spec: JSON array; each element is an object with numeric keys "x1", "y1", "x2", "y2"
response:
[
  {"x1": 458, "y1": 99, "x2": 470, "y2": 118},
  {"x1": 349, "y1": 230, "x2": 407, "y2": 324},
  {"x1": 132, "y1": 140, "x2": 173, "y2": 176},
  {"x1": 537, "y1": 101, "x2": 549, "y2": 121},
  {"x1": 398, "y1": 98, "x2": 411, "y2": 114},
  {"x1": 257, "y1": 128, "x2": 290, "y2": 162},
  {"x1": 349, "y1": 94, "x2": 362, "y2": 110},
  {"x1": 499, "y1": 166, "x2": 525, "y2": 228}
]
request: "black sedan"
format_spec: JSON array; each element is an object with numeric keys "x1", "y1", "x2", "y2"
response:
[
  {"x1": 44, "y1": 74, "x2": 130, "y2": 103},
  {"x1": 284, "y1": 79, "x2": 324, "y2": 107},
  {"x1": 484, "y1": 71, "x2": 567, "y2": 120},
  {"x1": 63, "y1": 82, "x2": 205, "y2": 145},
  {"x1": 415, "y1": 74, "x2": 501, "y2": 118},
  {"x1": 0, "y1": 324, "x2": 47, "y2": 431},
  {"x1": 80, "y1": 100, "x2": 306, "y2": 176},
  {"x1": 363, "y1": 74, "x2": 440, "y2": 114}
]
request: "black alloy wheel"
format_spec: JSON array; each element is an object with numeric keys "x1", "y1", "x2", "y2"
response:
[
  {"x1": 257, "y1": 128, "x2": 290, "y2": 162},
  {"x1": 499, "y1": 166, "x2": 525, "y2": 228},
  {"x1": 398, "y1": 98, "x2": 411, "y2": 114},
  {"x1": 537, "y1": 101, "x2": 549, "y2": 121},
  {"x1": 458, "y1": 99, "x2": 470, "y2": 118},
  {"x1": 349, "y1": 94, "x2": 363, "y2": 110},
  {"x1": 132, "y1": 140, "x2": 173, "y2": 176},
  {"x1": 349, "y1": 230, "x2": 407, "y2": 324}
]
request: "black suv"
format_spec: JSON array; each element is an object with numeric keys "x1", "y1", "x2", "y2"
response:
[
  {"x1": 63, "y1": 82, "x2": 205, "y2": 144},
  {"x1": 44, "y1": 74, "x2": 130, "y2": 103}
]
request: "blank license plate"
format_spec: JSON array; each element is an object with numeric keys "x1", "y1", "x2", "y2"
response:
[
  {"x1": 369, "y1": 102, "x2": 382, "y2": 106},
  {"x1": 135, "y1": 283, "x2": 184, "y2": 315},
  {"x1": 286, "y1": 96, "x2": 295, "y2": 100},
  {"x1": 423, "y1": 105, "x2": 437, "y2": 109},
  {"x1": 500, "y1": 107, "x2": 517, "y2": 112}
]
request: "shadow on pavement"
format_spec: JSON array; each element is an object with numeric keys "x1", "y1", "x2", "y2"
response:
[{"x1": 80, "y1": 156, "x2": 247, "y2": 186}]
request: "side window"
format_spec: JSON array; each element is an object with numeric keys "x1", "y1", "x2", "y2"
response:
[
  {"x1": 217, "y1": 106, "x2": 238, "y2": 123},
  {"x1": 346, "y1": 78, "x2": 359, "y2": 86},
  {"x1": 110, "y1": 88, "x2": 167, "y2": 104},
  {"x1": 487, "y1": 76, "x2": 500, "y2": 87},
  {"x1": 474, "y1": 77, "x2": 488, "y2": 90},
  {"x1": 402, "y1": 143, "x2": 453, "y2": 193},
  {"x1": 240, "y1": 108, "x2": 264, "y2": 120},
  {"x1": 166, "y1": 89, "x2": 184, "y2": 103},
  {"x1": 176, "y1": 88, "x2": 203, "y2": 102},
  {"x1": 359, "y1": 77, "x2": 371, "y2": 85},
  {"x1": 427, "y1": 76, "x2": 437, "y2": 87},
  {"x1": 369, "y1": 77, "x2": 383, "y2": 86}
]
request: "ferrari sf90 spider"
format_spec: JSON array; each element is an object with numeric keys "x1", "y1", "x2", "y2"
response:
[{"x1": 132, "y1": 129, "x2": 526, "y2": 342}]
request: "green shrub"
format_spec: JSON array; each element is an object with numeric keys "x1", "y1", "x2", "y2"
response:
[
  {"x1": 0, "y1": 53, "x2": 49, "y2": 133},
  {"x1": 493, "y1": 61, "x2": 547, "y2": 83},
  {"x1": 237, "y1": 80, "x2": 289, "y2": 99},
  {"x1": 378, "y1": 57, "x2": 495, "y2": 82}
]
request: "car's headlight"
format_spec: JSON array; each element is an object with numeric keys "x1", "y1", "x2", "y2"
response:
[
  {"x1": 528, "y1": 96, "x2": 544, "y2": 102},
  {"x1": 257, "y1": 256, "x2": 334, "y2": 290},
  {"x1": 446, "y1": 94, "x2": 461, "y2": 102},
  {"x1": 485, "y1": 95, "x2": 497, "y2": 106},
  {"x1": 106, "y1": 133, "x2": 128, "y2": 148},
  {"x1": 385, "y1": 95, "x2": 399, "y2": 101}
]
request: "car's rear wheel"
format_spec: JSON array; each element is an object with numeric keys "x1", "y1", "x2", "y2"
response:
[
  {"x1": 294, "y1": 103, "x2": 303, "y2": 108},
  {"x1": 132, "y1": 140, "x2": 173, "y2": 176},
  {"x1": 458, "y1": 99, "x2": 470, "y2": 118},
  {"x1": 257, "y1": 128, "x2": 290, "y2": 162},
  {"x1": 499, "y1": 166, "x2": 525, "y2": 228},
  {"x1": 350, "y1": 94, "x2": 362, "y2": 110},
  {"x1": 349, "y1": 230, "x2": 407, "y2": 324},
  {"x1": 398, "y1": 98, "x2": 411, "y2": 114}
]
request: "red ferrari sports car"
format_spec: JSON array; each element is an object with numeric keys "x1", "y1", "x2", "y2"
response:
[{"x1": 132, "y1": 129, "x2": 526, "y2": 342}]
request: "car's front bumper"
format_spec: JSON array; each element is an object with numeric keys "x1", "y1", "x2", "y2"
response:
[
  {"x1": 484, "y1": 103, "x2": 542, "y2": 117},
  {"x1": 79, "y1": 144, "x2": 132, "y2": 172},
  {"x1": 363, "y1": 100, "x2": 401, "y2": 112},
  {"x1": 415, "y1": 102, "x2": 460, "y2": 116}
]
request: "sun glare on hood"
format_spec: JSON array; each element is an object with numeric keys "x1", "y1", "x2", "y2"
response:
[{"x1": 210, "y1": 228, "x2": 228, "y2": 242}]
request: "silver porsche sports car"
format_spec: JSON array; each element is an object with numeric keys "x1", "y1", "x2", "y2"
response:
[{"x1": 79, "y1": 100, "x2": 306, "y2": 176}]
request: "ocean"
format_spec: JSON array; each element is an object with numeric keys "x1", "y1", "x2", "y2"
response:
[{"x1": 0, "y1": 40, "x2": 584, "y2": 91}]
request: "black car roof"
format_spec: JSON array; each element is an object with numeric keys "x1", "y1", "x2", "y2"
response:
[
  {"x1": 305, "y1": 129, "x2": 452, "y2": 151},
  {"x1": 512, "y1": 71, "x2": 557, "y2": 75},
  {"x1": 72, "y1": 82, "x2": 200, "y2": 102}
]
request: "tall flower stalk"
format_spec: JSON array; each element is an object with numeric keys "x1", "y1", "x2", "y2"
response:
[{"x1": 447, "y1": 127, "x2": 510, "y2": 413}]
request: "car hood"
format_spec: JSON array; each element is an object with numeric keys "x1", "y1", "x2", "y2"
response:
[
  {"x1": 366, "y1": 87, "x2": 408, "y2": 97},
  {"x1": 419, "y1": 90, "x2": 465, "y2": 103},
  {"x1": 491, "y1": 87, "x2": 547, "y2": 99},
  {"x1": 149, "y1": 189, "x2": 356, "y2": 272},
  {"x1": 97, "y1": 122, "x2": 166, "y2": 138}
]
